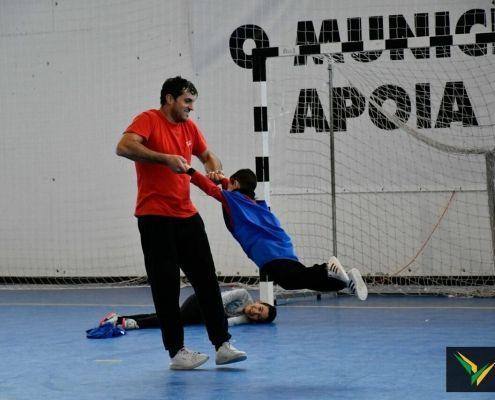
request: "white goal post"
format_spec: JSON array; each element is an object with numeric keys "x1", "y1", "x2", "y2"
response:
[{"x1": 250, "y1": 31, "x2": 495, "y2": 300}]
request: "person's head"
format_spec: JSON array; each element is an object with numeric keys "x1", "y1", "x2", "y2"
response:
[
  {"x1": 160, "y1": 76, "x2": 198, "y2": 123},
  {"x1": 243, "y1": 301, "x2": 277, "y2": 324},
  {"x1": 228, "y1": 169, "x2": 257, "y2": 199}
]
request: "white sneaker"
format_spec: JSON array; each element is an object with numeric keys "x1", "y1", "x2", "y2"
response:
[
  {"x1": 99, "y1": 312, "x2": 118, "y2": 326},
  {"x1": 347, "y1": 268, "x2": 368, "y2": 301},
  {"x1": 215, "y1": 342, "x2": 247, "y2": 365},
  {"x1": 169, "y1": 347, "x2": 209, "y2": 370},
  {"x1": 120, "y1": 318, "x2": 138, "y2": 330},
  {"x1": 326, "y1": 256, "x2": 349, "y2": 283}
]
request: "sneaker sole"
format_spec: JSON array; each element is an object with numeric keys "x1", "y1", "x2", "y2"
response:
[
  {"x1": 170, "y1": 356, "x2": 209, "y2": 370},
  {"x1": 215, "y1": 354, "x2": 247, "y2": 365},
  {"x1": 348, "y1": 268, "x2": 368, "y2": 301}
]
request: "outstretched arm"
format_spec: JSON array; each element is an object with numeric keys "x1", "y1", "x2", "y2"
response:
[{"x1": 186, "y1": 166, "x2": 226, "y2": 203}]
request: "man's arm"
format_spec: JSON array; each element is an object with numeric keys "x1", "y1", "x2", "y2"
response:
[
  {"x1": 116, "y1": 132, "x2": 188, "y2": 173},
  {"x1": 198, "y1": 149, "x2": 222, "y2": 173},
  {"x1": 228, "y1": 315, "x2": 251, "y2": 326},
  {"x1": 223, "y1": 289, "x2": 253, "y2": 326},
  {"x1": 221, "y1": 288, "x2": 253, "y2": 306}
]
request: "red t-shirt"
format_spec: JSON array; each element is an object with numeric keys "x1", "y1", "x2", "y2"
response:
[{"x1": 125, "y1": 109, "x2": 207, "y2": 217}]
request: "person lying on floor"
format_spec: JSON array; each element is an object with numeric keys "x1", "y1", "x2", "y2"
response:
[{"x1": 98, "y1": 288, "x2": 277, "y2": 330}]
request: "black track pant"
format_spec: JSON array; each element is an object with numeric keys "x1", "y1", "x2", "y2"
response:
[
  {"x1": 262, "y1": 259, "x2": 347, "y2": 292},
  {"x1": 121, "y1": 293, "x2": 205, "y2": 328},
  {"x1": 138, "y1": 214, "x2": 230, "y2": 357}
]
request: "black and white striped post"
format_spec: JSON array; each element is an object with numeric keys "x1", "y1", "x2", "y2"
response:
[
  {"x1": 252, "y1": 47, "x2": 278, "y2": 304},
  {"x1": 251, "y1": 32, "x2": 495, "y2": 303}
]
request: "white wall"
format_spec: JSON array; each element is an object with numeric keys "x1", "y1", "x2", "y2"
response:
[{"x1": 0, "y1": 0, "x2": 493, "y2": 278}]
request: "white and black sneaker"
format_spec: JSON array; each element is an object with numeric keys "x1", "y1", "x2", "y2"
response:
[
  {"x1": 99, "y1": 312, "x2": 118, "y2": 326},
  {"x1": 347, "y1": 268, "x2": 368, "y2": 301},
  {"x1": 169, "y1": 347, "x2": 209, "y2": 370},
  {"x1": 326, "y1": 256, "x2": 350, "y2": 283},
  {"x1": 215, "y1": 342, "x2": 247, "y2": 365}
]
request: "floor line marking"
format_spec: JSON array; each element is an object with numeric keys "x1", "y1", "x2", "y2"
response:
[
  {"x1": 0, "y1": 303, "x2": 154, "y2": 307},
  {"x1": 1, "y1": 303, "x2": 495, "y2": 310},
  {"x1": 280, "y1": 305, "x2": 495, "y2": 310}
]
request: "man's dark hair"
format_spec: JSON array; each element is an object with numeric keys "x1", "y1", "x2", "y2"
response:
[
  {"x1": 230, "y1": 169, "x2": 257, "y2": 199},
  {"x1": 258, "y1": 302, "x2": 277, "y2": 324},
  {"x1": 160, "y1": 76, "x2": 198, "y2": 105}
]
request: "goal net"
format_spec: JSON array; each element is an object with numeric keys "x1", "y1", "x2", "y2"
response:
[
  {"x1": 251, "y1": 36, "x2": 495, "y2": 297},
  {"x1": 1, "y1": 4, "x2": 494, "y2": 299}
]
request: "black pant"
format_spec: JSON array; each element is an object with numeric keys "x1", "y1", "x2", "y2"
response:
[
  {"x1": 138, "y1": 214, "x2": 230, "y2": 357},
  {"x1": 120, "y1": 312, "x2": 160, "y2": 329},
  {"x1": 179, "y1": 292, "x2": 206, "y2": 325},
  {"x1": 121, "y1": 293, "x2": 206, "y2": 328},
  {"x1": 262, "y1": 259, "x2": 347, "y2": 292}
]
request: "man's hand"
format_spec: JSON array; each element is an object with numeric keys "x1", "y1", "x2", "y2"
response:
[{"x1": 165, "y1": 155, "x2": 188, "y2": 174}]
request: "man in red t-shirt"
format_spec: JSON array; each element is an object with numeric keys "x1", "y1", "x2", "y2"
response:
[{"x1": 116, "y1": 76, "x2": 246, "y2": 370}]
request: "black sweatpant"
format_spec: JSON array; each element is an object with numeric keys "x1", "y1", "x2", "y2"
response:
[
  {"x1": 262, "y1": 259, "x2": 347, "y2": 292},
  {"x1": 138, "y1": 214, "x2": 230, "y2": 357},
  {"x1": 121, "y1": 293, "x2": 206, "y2": 328}
]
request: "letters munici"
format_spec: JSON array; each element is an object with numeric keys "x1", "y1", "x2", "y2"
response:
[{"x1": 229, "y1": 8, "x2": 492, "y2": 133}]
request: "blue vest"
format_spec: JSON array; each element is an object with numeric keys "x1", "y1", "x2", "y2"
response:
[{"x1": 222, "y1": 191, "x2": 298, "y2": 268}]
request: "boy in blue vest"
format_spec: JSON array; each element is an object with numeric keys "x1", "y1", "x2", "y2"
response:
[{"x1": 185, "y1": 166, "x2": 368, "y2": 300}]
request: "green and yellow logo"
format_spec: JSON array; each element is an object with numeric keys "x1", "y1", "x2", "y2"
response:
[{"x1": 454, "y1": 352, "x2": 495, "y2": 387}]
